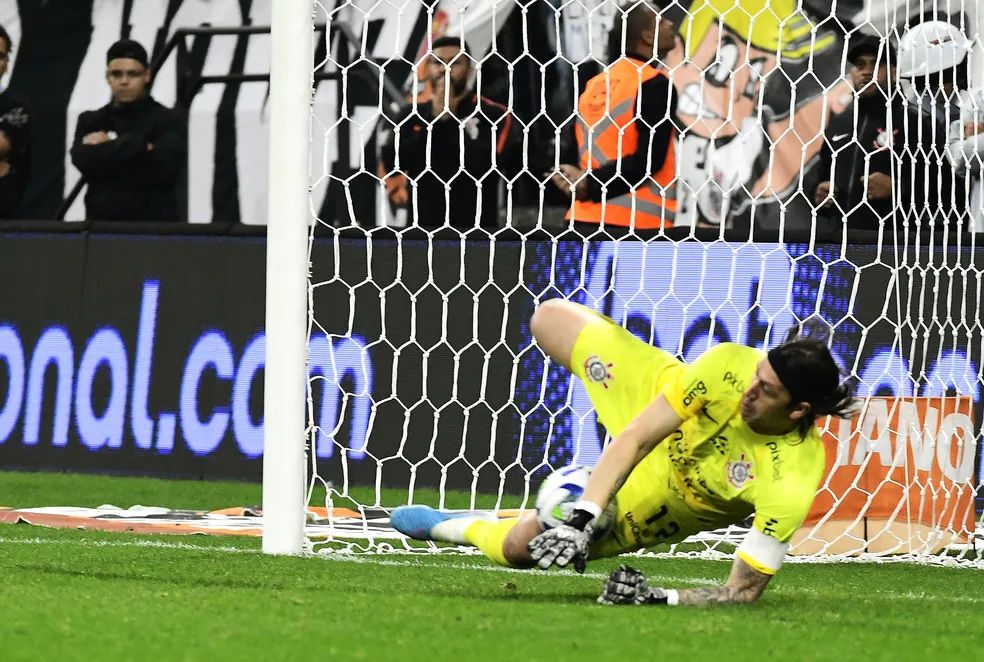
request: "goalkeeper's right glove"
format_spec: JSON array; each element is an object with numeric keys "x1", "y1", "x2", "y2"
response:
[{"x1": 527, "y1": 508, "x2": 594, "y2": 574}]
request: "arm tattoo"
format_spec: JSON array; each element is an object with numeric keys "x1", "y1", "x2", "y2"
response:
[
  {"x1": 676, "y1": 585, "x2": 745, "y2": 605},
  {"x1": 677, "y1": 557, "x2": 772, "y2": 605},
  {"x1": 608, "y1": 469, "x2": 632, "y2": 501},
  {"x1": 612, "y1": 441, "x2": 658, "y2": 501}
]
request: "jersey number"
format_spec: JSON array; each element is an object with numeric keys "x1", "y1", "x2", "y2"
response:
[{"x1": 645, "y1": 504, "x2": 680, "y2": 540}]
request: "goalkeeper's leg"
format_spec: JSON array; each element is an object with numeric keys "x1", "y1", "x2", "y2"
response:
[
  {"x1": 390, "y1": 506, "x2": 543, "y2": 567},
  {"x1": 532, "y1": 299, "x2": 683, "y2": 436},
  {"x1": 392, "y1": 458, "x2": 703, "y2": 567},
  {"x1": 528, "y1": 298, "x2": 600, "y2": 372}
]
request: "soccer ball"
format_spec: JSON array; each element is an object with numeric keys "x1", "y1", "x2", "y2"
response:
[{"x1": 535, "y1": 465, "x2": 617, "y2": 542}]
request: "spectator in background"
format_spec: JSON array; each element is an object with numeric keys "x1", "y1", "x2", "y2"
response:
[
  {"x1": 70, "y1": 39, "x2": 185, "y2": 222},
  {"x1": 898, "y1": 20, "x2": 981, "y2": 232},
  {"x1": 548, "y1": 1, "x2": 679, "y2": 233},
  {"x1": 0, "y1": 25, "x2": 32, "y2": 219},
  {"x1": 814, "y1": 35, "x2": 956, "y2": 231},
  {"x1": 378, "y1": 36, "x2": 519, "y2": 230}
]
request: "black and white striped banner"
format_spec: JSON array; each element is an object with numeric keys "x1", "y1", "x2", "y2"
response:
[{"x1": 2, "y1": 0, "x2": 512, "y2": 225}]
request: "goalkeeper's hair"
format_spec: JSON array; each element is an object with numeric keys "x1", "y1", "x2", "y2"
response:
[{"x1": 768, "y1": 320, "x2": 858, "y2": 438}]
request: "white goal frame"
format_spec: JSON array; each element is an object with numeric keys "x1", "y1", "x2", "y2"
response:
[
  {"x1": 262, "y1": 0, "x2": 313, "y2": 555},
  {"x1": 257, "y1": 0, "x2": 984, "y2": 561}
]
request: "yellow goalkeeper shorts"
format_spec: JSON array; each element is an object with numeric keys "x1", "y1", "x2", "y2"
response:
[
  {"x1": 590, "y1": 443, "x2": 708, "y2": 558},
  {"x1": 568, "y1": 304, "x2": 682, "y2": 437},
  {"x1": 565, "y1": 304, "x2": 706, "y2": 556}
]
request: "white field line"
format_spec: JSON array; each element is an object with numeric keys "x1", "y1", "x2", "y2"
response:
[{"x1": 1, "y1": 536, "x2": 981, "y2": 604}]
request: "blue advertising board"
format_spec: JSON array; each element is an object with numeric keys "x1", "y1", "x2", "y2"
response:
[{"x1": 0, "y1": 232, "x2": 980, "y2": 491}]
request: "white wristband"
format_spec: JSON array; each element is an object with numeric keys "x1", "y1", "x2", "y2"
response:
[
  {"x1": 573, "y1": 500, "x2": 603, "y2": 519},
  {"x1": 666, "y1": 589, "x2": 679, "y2": 606}
]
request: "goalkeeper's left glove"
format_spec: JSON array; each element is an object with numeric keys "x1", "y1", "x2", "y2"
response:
[
  {"x1": 527, "y1": 508, "x2": 594, "y2": 573},
  {"x1": 598, "y1": 565, "x2": 678, "y2": 606}
]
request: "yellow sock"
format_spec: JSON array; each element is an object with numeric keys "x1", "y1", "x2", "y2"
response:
[{"x1": 463, "y1": 518, "x2": 521, "y2": 567}]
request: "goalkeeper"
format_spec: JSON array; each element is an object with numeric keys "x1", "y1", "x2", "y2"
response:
[{"x1": 392, "y1": 300, "x2": 855, "y2": 605}]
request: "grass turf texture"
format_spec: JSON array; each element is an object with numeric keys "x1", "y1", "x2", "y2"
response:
[{"x1": 0, "y1": 471, "x2": 980, "y2": 661}]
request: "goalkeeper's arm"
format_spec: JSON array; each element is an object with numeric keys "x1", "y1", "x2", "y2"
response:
[
  {"x1": 527, "y1": 394, "x2": 685, "y2": 572},
  {"x1": 600, "y1": 555, "x2": 773, "y2": 606},
  {"x1": 578, "y1": 394, "x2": 683, "y2": 516},
  {"x1": 600, "y1": 526, "x2": 785, "y2": 605},
  {"x1": 676, "y1": 555, "x2": 772, "y2": 605}
]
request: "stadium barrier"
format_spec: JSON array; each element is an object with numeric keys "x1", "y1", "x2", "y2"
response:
[{"x1": 0, "y1": 223, "x2": 981, "y2": 506}]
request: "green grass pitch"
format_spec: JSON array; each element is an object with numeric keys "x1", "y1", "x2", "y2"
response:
[{"x1": 0, "y1": 470, "x2": 980, "y2": 661}]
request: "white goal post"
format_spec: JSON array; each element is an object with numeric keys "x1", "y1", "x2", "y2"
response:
[
  {"x1": 262, "y1": 0, "x2": 313, "y2": 555},
  {"x1": 262, "y1": 0, "x2": 984, "y2": 563}
]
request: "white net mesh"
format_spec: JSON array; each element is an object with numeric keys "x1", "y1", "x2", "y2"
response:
[{"x1": 302, "y1": 0, "x2": 984, "y2": 565}]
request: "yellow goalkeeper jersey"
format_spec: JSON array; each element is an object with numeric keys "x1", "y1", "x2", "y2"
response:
[{"x1": 659, "y1": 342, "x2": 825, "y2": 544}]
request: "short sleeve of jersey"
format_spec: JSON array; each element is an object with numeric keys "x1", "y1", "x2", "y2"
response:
[
  {"x1": 750, "y1": 479, "x2": 820, "y2": 545},
  {"x1": 661, "y1": 342, "x2": 738, "y2": 420}
]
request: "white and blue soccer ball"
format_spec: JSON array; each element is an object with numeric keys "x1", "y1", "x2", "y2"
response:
[{"x1": 535, "y1": 465, "x2": 617, "y2": 542}]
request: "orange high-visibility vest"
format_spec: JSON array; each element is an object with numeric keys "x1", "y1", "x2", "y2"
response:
[{"x1": 566, "y1": 57, "x2": 677, "y2": 229}]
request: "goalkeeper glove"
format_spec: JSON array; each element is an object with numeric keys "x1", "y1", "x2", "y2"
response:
[
  {"x1": 598, "y1": 565, "x2": 677, "y2": 605},
  {"x1": 527, "y1": 508, "x2": 594, "y2": 573}
]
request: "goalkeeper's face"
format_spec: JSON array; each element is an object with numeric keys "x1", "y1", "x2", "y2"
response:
[{"x1": 740, "y1": 359, "x2": 806, "y2": 429}]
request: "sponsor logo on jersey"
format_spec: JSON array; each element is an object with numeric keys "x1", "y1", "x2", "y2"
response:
[
  {"x1": 726, "y1": 453, "x2": 755, "y2": 488},
  {"x1": 624, "y1": 510, "x2": 643, "y2": 546},
  {"x1": 722, "y1": 370, "x2": 745, "y2": 393},
  {"x1": 681, "y1": 380, "x2": 707, "y2": 407},
  {"x1": 765, "y1": 440, "x2": 783, "y2": 479},
  {"x1": 583, "y1": 355, "x2": 614, "y2": 389}
]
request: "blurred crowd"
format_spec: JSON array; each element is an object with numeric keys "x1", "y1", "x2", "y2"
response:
[
  {"x1": 0, "y1": 4, "x2": 982, "y2": 234},
  {"x1": 373, "y1": 5, "x2": 983, "y2": 235}
]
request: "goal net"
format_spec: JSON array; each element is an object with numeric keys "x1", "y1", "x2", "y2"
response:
[{"x1": 295, "y1": 0, "x2": 984, "y2": 565}]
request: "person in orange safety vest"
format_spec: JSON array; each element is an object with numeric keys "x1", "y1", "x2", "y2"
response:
[{"x1": 549, "y1": 2, "x2": 679, "y2": 230}]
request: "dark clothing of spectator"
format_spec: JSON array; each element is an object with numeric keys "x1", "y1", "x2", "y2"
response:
[
  {"x1": 912, "y1": 93, "x2": 970, "y2": 224},
  {"x1": 380, "y1": 93, "x2": 518, "y2": 229},
  {"x1": 70, "y1": 96, "x2": 185, "y2": 221},
  {"x1": 816, "y1": 94, "x2": 961, "y2": 230},
  {"x1": 0, "y1": 90, "x2": 32, "y2": 219}
]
